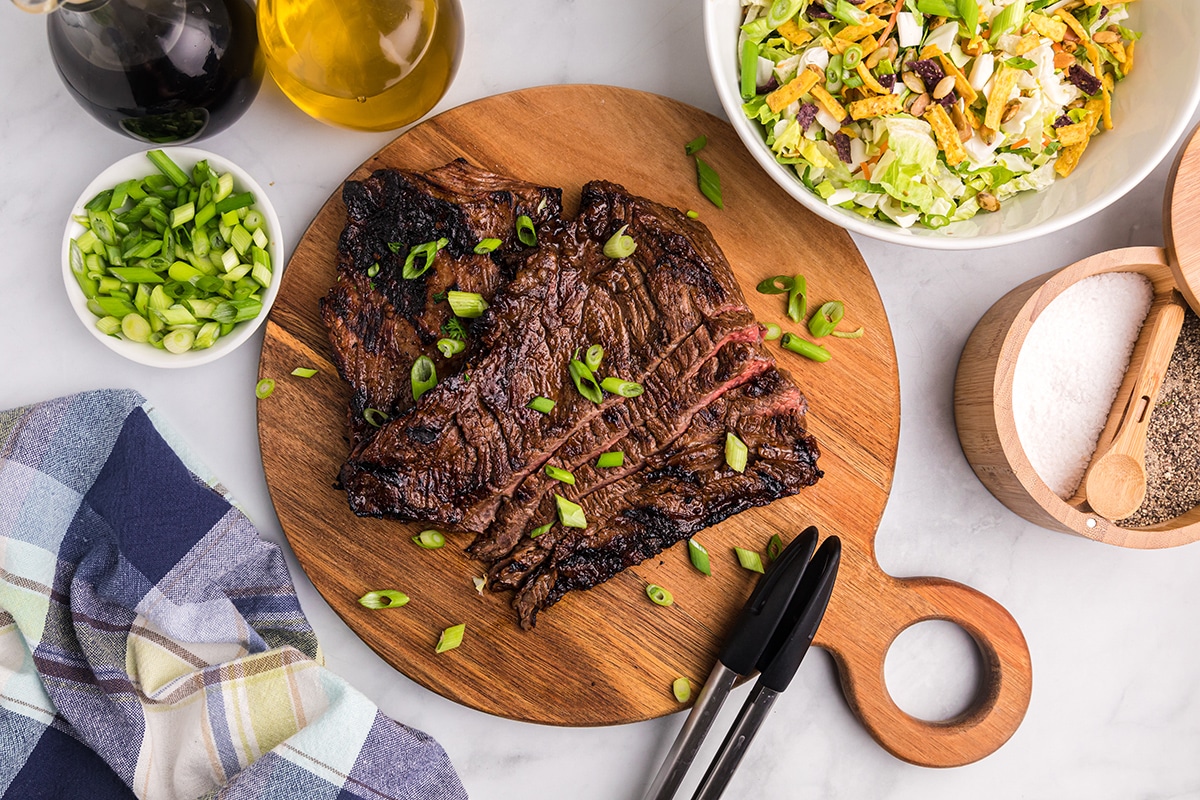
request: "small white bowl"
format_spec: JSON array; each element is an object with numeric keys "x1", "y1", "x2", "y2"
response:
[
  {"x1": 62, "y1": 147, "x2": 284, "y2": 367},
  {"x1": 704, "y1": 0, "x2": 1200, "y2": 250}
]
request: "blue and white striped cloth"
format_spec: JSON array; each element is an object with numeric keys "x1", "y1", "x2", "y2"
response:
[{"x1": 0, "y1": 389, "x2": 467, "y2": 800}]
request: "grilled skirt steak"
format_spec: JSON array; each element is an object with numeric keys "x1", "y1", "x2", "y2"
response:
[
  {"x1": 325, "y1": 164, "x2": 822, "y2": 627},
  {"x1": 321, "y1": 160, "x2": 562, "y2": 454}
]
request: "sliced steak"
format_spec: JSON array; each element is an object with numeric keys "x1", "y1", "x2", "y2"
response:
[
  {"x1": 491, "y1": 369, "x2": 821, "y2": 628},
  {"x1": 321, "y1": 160, "x2": 562, "y2": 453},
  {"x1": 340, "y1": 180, "x2": 751, "y2": 525},
  {"x1": 468, "y1": 333, "x2": 773, "y2": 561}
]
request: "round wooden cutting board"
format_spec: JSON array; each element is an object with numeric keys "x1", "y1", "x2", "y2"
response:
[{"x1": 258, "y1": 85, "x2": 1031, "y2": 766}]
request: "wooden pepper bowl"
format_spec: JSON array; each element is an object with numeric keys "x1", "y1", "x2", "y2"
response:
[{"x1": 954, "y1": 246, "x2": 1200, "y2": 549}]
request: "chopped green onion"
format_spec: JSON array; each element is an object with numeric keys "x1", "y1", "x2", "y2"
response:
[
  {"x1": 763, "y1": 322, "x2": 782, "y2": 341},
  {"x1": 109, "y1": 266, "x2": 165, "y2": 284},
  {"x1": 725, "y1": 432, "x2": 748, "y2": 473},
  {"x1": 688, "y1": 538, "x2": 712, "y2": 576},
  {"x1": 357, "y1": 590, "x2": 409, "y2": 609},
  {"x1": 600, "y1": 377, "x2": 643, "y2": 398},
  {"x1": 603, "y1": 225, "x2": 637, "y2": 259},
  {"x1": 96, "y1": 316, "x2": 122, "y2": 336},
  {"x1": 988, "y1": 0, "x2": 1024, "y2": 43},
  {"x1": 766, "y1": 0, "x2": 802, "y2": 26},
  {"x1": 646, "y1": 584, "x2": 674, "y2": 607},
  {"x1": 529, "y1": 522, "x2": 553, "y2": 539},
  {"x1": 767, "y1": 534, "x2": 784, "y2": 562},
  {"x1": 672, "y1": 677, "x2": 692, "y2": 703},
  {"x1": 367, "y1": 262, "x2": 380, "y2": 278},
  {"x1": 516, "y1": 215, "x2": 537, "y2": 246},
  {"x1": 413, "y1": 529, "x2": 446, "y2": 549},
  {"x1": 808, "y1": 301, "x2": 845, "y2": 338},
  {"x1": 162, "y1": 329, "x2": 195, "y2": 354},
  {"x1": 170, "y1": 201, "x2": 195, "y2": 229},
  {"x1": 780, "y1": 333, "x2": 831, "y2": 362},
  {"x1": 740, "y1": 36, "x2": 758, "y2": 101},
  {"x1": 694, "y1": 156, "x2": 723, "y2": 209},
  {"x1": 1005, "y1": 56, "x2": 1037, "y2": 71},
  {"x1": 214, "y1": 191, "x2": 254, "y2": 214},
  {"x1": 402, "y1": 238, "x2": 448, "y2": 279},
  {"x1": 585, "y1": 344, "x2": 604, "y2": 372},
  {"x1": 842, "y1": 43, "x2": 864, "y2": 69},
  {"x1": 832, "y1": 327, "x2": 865, "y2": 339},
  {"x1": 787, "y1": 275, "x2": 807, "y2": 323},
  {"x1": 121, "y1": 313, "x2": 151, "y2": 343},
  {"x1": 147, "y1": 149, "x2": 189, "y2": 187},
  {"x1": 291, "y1": 367, "x2": 318, "y2": 378},
  {"x1": 437, "y1": 337, "x2": 466, "y2": 357},
  {"x1": 544, "y1": 464, "x2": 576, "y2": 485},
  {"x1": 735, "y1": 546, "x2": 765, "y2": 573},
  {"x1": 363, "y1": 408, "x2": 389, "y2": 427},
  {"x1": 686, "y1": 210, "x2": 699, "y2": 219},
  {"x1": 596, "y1": 450, "x2": 624, "y2": 468},
  {"x1": 411, "y1": 355, "x2": 437, "y2": 401},
  {"x1": 685, "y1": 135, "x2": 708, "y2": 156},
  {"x1": 435, "y1": 623, "x2": 465, "y2": 653},
  {"x1": 569, "y1": 358, "x2": 604, "y2": 404},
  {"x1": 528, "y1": 396, "x2": 556, "y2": 414},
  {"x1": 916, "y1": 0, "x2": 959, "y2": 16},
  {"x1": 756, "y1": 275, "x2": 795, "y2": 295},
  {"x1": 555, "y1": 494, "x2": 588, "y2": 528},
  {"x1": 448, "y1": 290, "x2": 488, "y2": 318},
  {"x1": 474, "y1": 238, "x2": 502, "y2": 254}
]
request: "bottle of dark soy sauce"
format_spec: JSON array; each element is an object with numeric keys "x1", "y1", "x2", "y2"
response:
[{"x1": 31, "y1": 0, "x2": 262, "y2": 143}]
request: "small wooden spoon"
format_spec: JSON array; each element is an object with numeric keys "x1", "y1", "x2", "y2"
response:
[{"x1": 1084, "y1": 291, "x2": 1186, "y2": 520}]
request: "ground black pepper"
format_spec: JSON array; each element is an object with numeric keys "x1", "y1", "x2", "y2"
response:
[{"x1": 1121, "y1": 309, "x2": 1200, "y2": 527}]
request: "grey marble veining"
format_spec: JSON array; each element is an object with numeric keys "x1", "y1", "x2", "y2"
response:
[{"x1": 2, "y1": 1, "x2": 1199, "y2": 797}]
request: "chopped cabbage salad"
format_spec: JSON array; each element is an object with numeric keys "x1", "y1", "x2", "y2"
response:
[{"x1": 738, "y1": 0, "x2": 1140, "y2": 230}]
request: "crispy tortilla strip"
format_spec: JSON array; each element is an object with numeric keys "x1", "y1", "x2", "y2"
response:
[
  {"x1": 1030, "y1": 12, "x2": 1067, "y2": 41},
  {"x1": 767, "y1": 67, "x2": 822, "y2": 113},
  {"x1": 1056, "y1": 121, "x2": 1090, "y2": 147},
  {"x1": 984, "y1": 65, "x2": 1019, "y2": 130},
  {"x1": 777, "y1": 18, "x2": 813, "y2": 48},
  {"x1": 824, "y1": 34, "x2": 879, "y2": 55},
  {"x1": 924, "y1": 104, "x2": 966, "y2": 166},
  {"x1": 934, "y1": 51, "x2": 978, "y2": 105},
  {"x1": 811, "y1": 83, "x2": 849, "y2": 121},
  {"x1": 1055, "y1": 141, "x2": 1087, "y2": 177},
  {"x1": 1104, "y1": 40, "x2": 1127, "y2": 66},
  {"x1": 1125, "y1": 39, "x2": 1135, "y2": 74},
  {"x1": 1015, "y1": 34, "x2": 1042, "y2": 55},
  {"x1": 835, "y1": 16, "x2": 885, "y2": 42},
  {"x1": 856, "y1": 60, "x2": 890, "y2": 95},
  {"x1": 1094, "y1": 82, "x2": 1113, "y2": 131},
  {"x1": 847, "y1": 92, "x2": 905, "y2": 120}
]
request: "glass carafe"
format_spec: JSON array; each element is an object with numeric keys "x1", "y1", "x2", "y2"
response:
[
  {"x1": 256, "y1": 0, "x2": 463, "y2": 132},
  {"x1": 16, "y1": 0, "x2": 263, "y2": 143}
]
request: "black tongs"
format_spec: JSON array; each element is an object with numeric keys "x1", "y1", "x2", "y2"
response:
[{"x1": 642, "y1": 526, "x2": 841, "y2": 800}]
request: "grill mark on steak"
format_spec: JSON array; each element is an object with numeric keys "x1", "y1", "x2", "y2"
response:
[
  {"x1": 339, "y1": 182, "x2": 753, "y2": 525},
  {"x1": 467, "y1": 335, "x2": 773, "y2": 561},
  {"x1": 321, "y1": 161, "x2": 561, "y2": 454},
  {"x1": 492, "y1": 372, "x2": 821, "y2": 628}
]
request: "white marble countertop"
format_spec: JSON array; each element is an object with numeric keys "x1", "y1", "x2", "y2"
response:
[{"x1": 4, "y1": 1, "x2": 1200, "y2": 797}]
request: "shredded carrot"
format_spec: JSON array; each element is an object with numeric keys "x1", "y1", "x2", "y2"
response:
[
  {"x1": 878, "y1": 2, "x2": 903, "y2": 46},
  {"x1": 861, "y1": 160, "x2": 873, "y2": 181},
  {"x1": 1011, "y1": 137, "x2": 1030, "y2": 149},
  {"x1": 877, "y1": 135, "x2": 890, "y2": 158}
]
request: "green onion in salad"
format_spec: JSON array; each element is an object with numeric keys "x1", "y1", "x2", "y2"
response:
[{"x1": 737, "y1": 0, "x2": 1139, "y2": 231}]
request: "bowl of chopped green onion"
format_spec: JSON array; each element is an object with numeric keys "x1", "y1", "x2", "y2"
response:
[
  {"x1": 62, "y1": 147, "x2": 284, "y2": 366},
  {"x1": 705, "y1": 0, "x2": 1200, "y2": 249}
]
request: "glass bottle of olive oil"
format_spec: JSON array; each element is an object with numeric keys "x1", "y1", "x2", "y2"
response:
[{"x1": 257, "y1": 0, "x2": 462, "y2": 132}]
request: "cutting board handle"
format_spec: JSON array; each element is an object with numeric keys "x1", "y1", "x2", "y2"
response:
[{"x1": 817, "y1": 573, "x2": 1032, "y2": 767}]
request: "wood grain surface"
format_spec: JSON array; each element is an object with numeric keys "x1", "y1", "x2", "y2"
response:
[
  {"x1": 257, "y1": 85, "x2": 1031, "y2": 766},
  {"x1": 1165, "y1": 121, "x2": 1200, "y2": 312}
]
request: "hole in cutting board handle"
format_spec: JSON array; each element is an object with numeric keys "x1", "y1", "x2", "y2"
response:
[{"x1": 883, "y1": 620, "x2": 986, "y2": 723}]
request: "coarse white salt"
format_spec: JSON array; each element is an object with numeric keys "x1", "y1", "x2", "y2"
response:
[{"x1": 1011, "y1": 272, "x2": 1153, "y2": 500}]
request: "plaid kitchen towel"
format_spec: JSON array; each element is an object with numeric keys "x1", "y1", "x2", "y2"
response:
[{"x1": 0, "y1": 389, "x2": 467, "y2": 800}]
